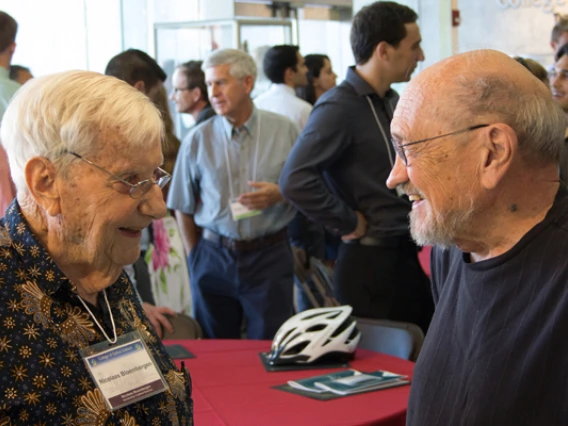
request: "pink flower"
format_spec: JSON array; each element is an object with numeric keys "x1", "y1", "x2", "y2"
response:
[{"x1": 151, "y1": 219, "x2": 171, "y2": 271}]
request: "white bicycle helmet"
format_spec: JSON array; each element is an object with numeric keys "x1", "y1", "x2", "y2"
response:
[{"x1": 267, "y1": 306, "x2": 361, "y2": 365}]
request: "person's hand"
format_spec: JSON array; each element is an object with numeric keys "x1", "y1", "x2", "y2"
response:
[
  {"x1": 142, "y1": 302, "x2": 176, "y2": 339},
  {"x1": 341, "y1": 211, "x2": 367, "y2": 241},
  {"x1": 237, "y1": 181, "x2": 283, "y2": 210}
]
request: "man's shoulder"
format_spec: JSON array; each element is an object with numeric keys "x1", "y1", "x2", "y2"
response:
[
  {"x1": 185, "y1": 115, "x2": 222, "y2": 141},
  {"x1": 312, "y1": 82, "x2": 360, "y2": 113},
  {"x1": 258, "y1": 108, "x2": 298, "y2": 129},
  {"x1": 292, "y1": 95, "x2": 313, "y2": 112},
  {"x1": 0, "y1": 78, "x2": 21, "y2": 103},
  {"x1": 253, "y1": 90, "x2": 271, "y2": 103},
  {"x1": 0, "y1": 77, "x2": 20, "y2": 93}
]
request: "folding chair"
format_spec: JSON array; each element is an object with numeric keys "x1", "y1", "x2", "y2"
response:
[
  {"x1": 355, "y1": 317, "x2": 424, "y2": 361},
  {"x1": 293, "y1": 249, "x2": 339, "y2": 309},
  {"x1": 162, "y1": 313, "x2": 204, "y2": 340}
]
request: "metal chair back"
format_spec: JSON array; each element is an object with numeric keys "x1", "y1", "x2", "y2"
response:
[{"x1": 355, "y1": 317, "x2": 424, "y2": 362}]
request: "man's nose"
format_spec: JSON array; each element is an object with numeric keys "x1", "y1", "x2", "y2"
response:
[
  {"x1": 418, "y1": 48, "x2": 425, "y2": 62},
  {"x1": 386, "y1": 155, "x2": 409, "y2": 190}
]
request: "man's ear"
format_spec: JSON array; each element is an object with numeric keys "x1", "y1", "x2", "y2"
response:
[
  {"x1": 375, "y1": 41, "x2": 392, "y2": 61},
  {"x1": 479, "y1": 124, "x2": 517, "y2": 190},
  {"x1": 24, "y1": 157, "x2": 62, "y2": 217},
  {"x1": 133, "y1": 80, "x2": 146, "y2": 93},
  {"x1": 191, "y1": 87, "x2": 202, "y2": 102},
  {"x1": 283, "y1": 67, "x2": 294, "y2": 85},
  {"x1": 241, "y1": 75, "x2": 255, "y2": 95}
]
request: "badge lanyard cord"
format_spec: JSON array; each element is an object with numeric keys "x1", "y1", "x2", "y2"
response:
[
  {"x1": 366, "y1": 96, "x2": 394, "y2": 168},
  {"x1": 223, "y1": 114, "x2": 261, "y2": 199},
  {"x1": 77, "y1": 289, "x2": 118, "y2": 344}
]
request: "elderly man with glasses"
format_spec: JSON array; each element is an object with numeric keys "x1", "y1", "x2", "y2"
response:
[
  {"x1": 387, "y1": 49, "x2": 568, "y2": 426},
  {"x1": 0, "y1": 70, "x2": 193, "y2": 425}
]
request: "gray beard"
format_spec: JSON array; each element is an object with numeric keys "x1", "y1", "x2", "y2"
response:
[{"x1": 409, "y1": 199, "x2": 476, "y2": 249}]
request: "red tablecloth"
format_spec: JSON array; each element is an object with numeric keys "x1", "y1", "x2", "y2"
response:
[
  {"x1": 166, "y1": 339, "x2": 414, "y2": 426},
  {"x1": 418, "y1": 246, "x2": 432, "y2": 277}
]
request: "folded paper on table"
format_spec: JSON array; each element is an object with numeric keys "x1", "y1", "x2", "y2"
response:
[{"x1": 288, "y1": 369, "x2": 409, "y2": 395}]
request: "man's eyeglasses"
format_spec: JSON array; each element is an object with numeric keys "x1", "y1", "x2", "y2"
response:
[
  {"x1": 391, "y1": 124, "x2": 490, "y2": 166},
  {"x1": 172, "y1": 87, "x2": 192, "y2": 94},
  {"x1": 67, "y1": 151, "x2": 171, "y2": 199},
  {"x1": 548, "y1": 67, "x2": 568, "y2": 81}
]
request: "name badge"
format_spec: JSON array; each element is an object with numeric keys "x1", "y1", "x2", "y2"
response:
[
  {"x1": 229, "y1": 197, "x2": 261, "y2": 221},
  {"x1": 79, "y1": 330, "x2": 169, "y2": 411}
]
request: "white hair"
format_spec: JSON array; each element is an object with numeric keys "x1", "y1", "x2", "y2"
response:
[
  {"x1": 454, "y1": 71, "x2": 567, "y2": 166},
  {"x1": 202, "y1": 48, "x2": 257, "y2": 83},
  {"x1": 1, "y1": 70, "x2": 164, "y2": 192}
]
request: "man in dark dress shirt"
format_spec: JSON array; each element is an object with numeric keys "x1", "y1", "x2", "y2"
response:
[
  {"x1": 387, "y1": 49, "x2": 568, "y2": 426},
  {"x1": 279, "y1": 1, "x2": 433, "y2": 331},
  {"x1": 170, "y1": 60, "x2": 215, "y2": 126}
]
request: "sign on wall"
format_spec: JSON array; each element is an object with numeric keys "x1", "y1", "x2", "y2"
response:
[{"x1": 497, "y1": 0, "x2": 566, "y2": 13}]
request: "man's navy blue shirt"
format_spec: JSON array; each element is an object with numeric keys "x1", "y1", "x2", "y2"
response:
[{"x1": 279, "y1": 66, "x2": 411, "y2": 238}]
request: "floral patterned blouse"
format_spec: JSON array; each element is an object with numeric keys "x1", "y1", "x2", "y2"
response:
[{"x1": 0, "y1": 201, "x2": 193, "y2": 425}]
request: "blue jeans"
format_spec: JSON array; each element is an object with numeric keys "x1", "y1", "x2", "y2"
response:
[{"x1": 188, "y1": 238, "x2": 294, "y2": 339}]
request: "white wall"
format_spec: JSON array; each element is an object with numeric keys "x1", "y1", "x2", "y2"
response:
[
  {"x1": 353, "y1": 0, "x2": 453, "y2": 70},
  {"x1": 0, "y1": 0, "x2": 122, "y2": 76},
  {"x1": 298, "y1": 19, "x2": 353, "y2": 83},
  {"x1": 354, "y1": 0, "x2": 568, "y2": 69},
  {"x1": 457, "y1": 1, "x2": 568, "y2": 66},
  {"x1": 353, "y1": 0, "x2": 453, "y2": 94}
]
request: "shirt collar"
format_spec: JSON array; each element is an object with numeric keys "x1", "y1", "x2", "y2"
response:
[
  {"x1": 0, "y1": 67, "x2": 9, "y2": 80},
  {"x1": 3, "y1": 200, "x2": 72, "y2": 295},
  {"x1": 344, "y1": 66, "x2": 397, "y2": 101},
  {"x1": 221, "y1": 105, "x2": 259, "y2": 140},
  {"x1": 196, "y1": 104, "x2": 212, "y2": 122},
  {"x1": 268, "y1": 83, "x2": 296, "y2": 96}
]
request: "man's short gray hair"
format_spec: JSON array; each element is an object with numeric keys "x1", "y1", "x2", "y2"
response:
[
  {"x1": 202, "y1": 48, "x2": 257, "y2": 83},
  {"x1": 1, "y1": 70, "x2": 164, "y2": 192},
  {"x1": 454, "y1": 74, "x2": 566, "y2": 166}
]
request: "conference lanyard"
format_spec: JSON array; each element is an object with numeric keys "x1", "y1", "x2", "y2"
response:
[
  {"x1": 366, "y1": 95, "x2": 395, "y2": 168},
  {"x1": 223, "y1": 114, "x2": 261, "y2": 200},
  {"x1": 366, "y1": 96, "x2": 404, "y2": 197},
  {"x1": 77, "y1": 289, "x2": 117, "y2": 344},
  {"x1": 77, "y1": 290, "x2": 169, "y2": 411}
]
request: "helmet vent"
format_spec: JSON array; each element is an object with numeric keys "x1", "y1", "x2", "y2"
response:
[
  {"x1": 331, "y1": 318, "x2": 352, "y2": 338},
  {"x1": 347, "y1": 327, "x2": 360, "y2": 342},
  {"x1": 306, "y1": 324, "x2": 327, "y2": 333},
  {"x1": 325, "y1": 311, "x2": 341, "y2": 320},
  {"x1": 323, "y1": 339, "x2": 332, "y2": 346},
  {"x1": 284, "y1": 341, "x2": 309, "y2": 356},
  {"x1": 302, "y1": 310, "x2": 336, "y2": 320}
]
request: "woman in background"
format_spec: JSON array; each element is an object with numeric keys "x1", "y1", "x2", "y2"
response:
[
  {"x1": 297, "y1": 54, "x2": 337, "y2": 105},
  {"x1": 138, "y1": 85, "x2": 193, "y2": 322}
]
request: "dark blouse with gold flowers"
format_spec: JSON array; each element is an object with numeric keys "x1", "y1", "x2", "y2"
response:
[{"x1": 0, "y1": 201, "x2": 193, "y2": 426}]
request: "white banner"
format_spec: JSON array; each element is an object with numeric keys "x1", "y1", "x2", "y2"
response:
[{"x1": 496, "y1": 0, "x2": 566, "y2": 13}]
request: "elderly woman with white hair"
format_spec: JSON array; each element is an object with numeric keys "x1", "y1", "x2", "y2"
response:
[{"x1": 0, "y1": 71, "x2": 193, "y2": 425}]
